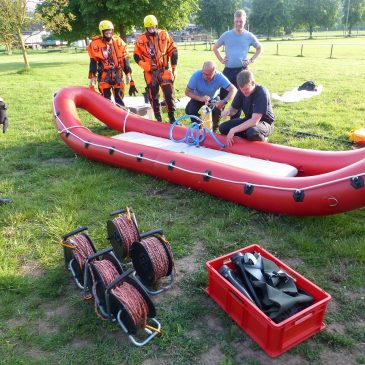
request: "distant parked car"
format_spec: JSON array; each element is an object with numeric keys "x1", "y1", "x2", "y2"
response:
[{"x1": 41, "y1": 39, "x2": 67, "y2": 48}]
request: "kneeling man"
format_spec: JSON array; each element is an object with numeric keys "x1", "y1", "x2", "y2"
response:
[{"x1": 185, "y1": 61, "x2": 236, "y2": 132}]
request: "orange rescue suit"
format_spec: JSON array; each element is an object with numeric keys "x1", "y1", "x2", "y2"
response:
[
  {"x1": 134, "y1": 30, "x2": 178, "y2": 122},
  {"x1": 88, "y1": 35, "x2": 131, "y2": 105}
]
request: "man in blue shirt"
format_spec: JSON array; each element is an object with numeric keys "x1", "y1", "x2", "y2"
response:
[
  {"x1": 219, "y1": 70, "x2": 274, "y2": 146},
  {"x1": 213, "y1": 9, "x2": 262, "y2": 118},
  {"x1": 185, "y1": 61, "x2": 236, "y2": 132}
]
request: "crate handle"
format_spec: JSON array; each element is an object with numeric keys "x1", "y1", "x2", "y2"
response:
[
  {"x1": 294, "y1": 311, "x2": 314, "y2": 325},
  {"x1": 229, "y1": 289, "x2": 247, "y2": 306}
]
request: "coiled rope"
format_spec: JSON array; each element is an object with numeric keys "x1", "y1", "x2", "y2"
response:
[
  {"x1": 140, "y1": 236, "x2": 174, "y2": 282},
  {"x1": 111, "y1": 210, "x2": 139, "y2": 258},
  {"x1": 62, "y1": 234, "x2": 95, "y2": 271},
  {"x1": 92, "y1": 259, "x2": 149, "y2": 330},
  {"x1": 169, "y1": 115, "x2": 226, "y2": 148}
]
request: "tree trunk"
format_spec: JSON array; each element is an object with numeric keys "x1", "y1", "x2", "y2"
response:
[
  {"x1": 5, "y1": 43, "x2": 13, "y2": 55},
  {"x1": 309, "y1": 25, "x2": 313, "y2": 39},
  {"x1": 17, "y1": 29, "x2": 30, "y2": 70},
  {"x1": 119, "y1": 26, "x2": 127, "y2": 42}
]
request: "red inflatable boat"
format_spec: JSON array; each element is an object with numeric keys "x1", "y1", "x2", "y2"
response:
[{"x1": 53, "y1": 86, "x2": 365, "y2": 216}]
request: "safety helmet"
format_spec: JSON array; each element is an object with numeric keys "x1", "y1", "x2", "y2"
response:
[
  {"x1": 99, "y1": 20, "x2": 114, "y2": 35},
  {"x1": 144, "y1": 15, "x2": 158, "y2": 28}
]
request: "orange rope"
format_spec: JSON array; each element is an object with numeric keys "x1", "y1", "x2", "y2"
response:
[
  {"x1": 113, "y1": 213, "x2": 139, "y2": 258},
  {"x1": 64, "y1": 234, "x2": 94, "y2": 270},
  {"x1": 112, "y1": 282, "x2": 149, "y2": 329},
  {"x1": 140, "y1": 236, "x2": 174, "y2": 282}
]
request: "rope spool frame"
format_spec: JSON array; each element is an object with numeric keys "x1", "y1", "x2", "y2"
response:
[
  {"x1": 107, "y1": 207, "x2": 140, "y2": 261},
  {"x1": 61, "y1": 226, "x2": 96, "y2": 291},
  {"x1": 131, "y1": 234, "x2": 176, "y2": 295}
]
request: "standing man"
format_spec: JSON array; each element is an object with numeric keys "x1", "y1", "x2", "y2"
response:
[
  {"x1": 88, "y1": 20, "x2": 133, "y2": 107},
  {"x1": 219, "y1": 70, "x2": 274, "y2": 146},
  {"x1": 134, "y1": 15, "x2": 178, "y2": 123},
  {"x1": 185, "y1": 61, "x2": 236, "y2": 132},
  {"x1": 213, "y1": 9, "x2": 262, "y2": 118}
]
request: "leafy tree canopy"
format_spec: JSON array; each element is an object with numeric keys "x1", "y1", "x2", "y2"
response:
[{"x1": 198, "y1": 0, "x2": 241, "y2": 37}]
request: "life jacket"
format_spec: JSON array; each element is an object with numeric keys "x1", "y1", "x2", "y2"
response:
[
  {"x1": 134, "y1": 30, "x2": 176, "y2": 70},
  {"x1": 88, "y1": 35, "x2": 128, "y2": 71}
]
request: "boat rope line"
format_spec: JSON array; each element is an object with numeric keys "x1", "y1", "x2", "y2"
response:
[
  {"x1": 170, "y1": 115, "x2": 226, "y2": 148},
  {"x1": 58, "y1": 125, "x2": 92, "y2": 134},
  {"x1": 53, "y1": 102, "x2": 365, "y2": 196},
  {"x1": 122, "y1": 108, "x2": 130, "y2": 134}
]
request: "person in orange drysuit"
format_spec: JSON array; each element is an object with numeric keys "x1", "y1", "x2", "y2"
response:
[
  {"x1": 88, "y1": 20, "x2": 137, "y2": 107},
  {"x1": 134, "y1": 15, "x2": 177, "y2": 123}
]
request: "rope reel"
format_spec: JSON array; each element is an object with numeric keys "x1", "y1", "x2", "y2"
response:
[
  {"x1": 107, "y1": 207, "x2": 139, "y2": 261},
  {"x1": 131, "y1": 234, "x2": 176, "y2": 295},
  {"x1": 88, "y1": 250, "x2": 124, "y2": 317},
  {"x1": 61, "y1": 226, "x2": 96, "y2": 293},
  {"x1": 92, "y1": 265, "x2": 162, "y2": 346}
]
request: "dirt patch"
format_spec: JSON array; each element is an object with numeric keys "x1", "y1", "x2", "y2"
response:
[
  {"x1": 36, "y1": 319, "x2": 59, "y2": 336},
  {"x1": 320, "y1": 348, "x2": 358, "y2": 365},
  {"x1": 24, "y1": 348, "x2": 51, "y2": 361},
  {"x1": 42, "y1": 300, "x2": 70, "y2": 319},
  {"x1": 200, "y1": 344, "x2": 224, "y2": 365},
  {"x1": 70, "y1": 338, "x2": 92, "y2": 349},
  {"x1": 175, "y1": 240, "x2": 205, "y2": 276},
  {"x1": 234, "y1": 340, "x2": 305, "y2": 365},
  {"x1": 147, "y1": 184, "x2": 185, "y2": 198},
  {"x1": 21, "y1": 261, "x2": 43, "y2": 278},
  {"x1": 141, "y1": 359, "x2": 166, "y2": 365}
]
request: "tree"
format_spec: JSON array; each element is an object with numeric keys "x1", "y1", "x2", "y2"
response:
[
  {"x1": 293, "y1": 0, "x2": 340, "y2": 38},
  {"x1": 38, "y1": 0, "x2": 199, "y2": 42},
  {"x1": 198, "y1": 0, "x2": 241, "y2": 37},
  {"x1": 0, "y1": 0, "x2": 31, "y2": 69},
  {"x1": 343, "y1": 0, "x2": 365, "y2": 35},
  {"x1": 250, "y1": 0, "x2": 294, "y2": 39},
  {"x1": 35, "y1": 0, "x2": 75, "y2": 35}
]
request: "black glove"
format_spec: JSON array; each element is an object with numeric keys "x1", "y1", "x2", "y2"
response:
[
  {"x1": 0, "y1": 101, "x2": 8, "y2": 134},
  {"x1": 128, "y1": 80, "x2": 138, "y2": 96}
]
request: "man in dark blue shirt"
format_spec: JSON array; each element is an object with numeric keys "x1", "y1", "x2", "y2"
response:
[{"x1": 219, "y1": 70, "x2": 274, "y2": 146}]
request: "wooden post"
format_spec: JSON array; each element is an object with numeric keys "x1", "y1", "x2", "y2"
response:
[
  {"x1": 300, "y1": 44, "x2": 304, "y2": 57},
  {"x1": 330, "y1": 44, "x2": 334, "y2": 59},
  {"x1": 276, "y1": 43, "x2": 279, "y2": 55}
]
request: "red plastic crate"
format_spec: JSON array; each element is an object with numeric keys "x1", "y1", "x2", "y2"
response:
[{"x1": 205, "y1": 244, "x2": 331, "y2": 358}]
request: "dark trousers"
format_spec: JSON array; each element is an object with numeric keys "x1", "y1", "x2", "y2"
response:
[
  {"x1": 219, "y1": 117, "x2": 274, "y2": 141},
  {"x1": 185, "y1": 99, "x2": 221, "y2": 131},
  {"x1": 220, "y1": 66, "x2": 245, "y2": 119},
  {"x1": 101, "y1": 87, "x2": 125, "y2": 107}
]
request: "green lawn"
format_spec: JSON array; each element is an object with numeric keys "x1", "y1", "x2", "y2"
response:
[{"x1": 0, "y1": 40, "x2": 364, "y2": 365}]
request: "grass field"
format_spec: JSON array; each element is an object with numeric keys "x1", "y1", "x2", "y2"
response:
[{"x1": 0, "y1": 38, "x2": 365, "y2": 365}]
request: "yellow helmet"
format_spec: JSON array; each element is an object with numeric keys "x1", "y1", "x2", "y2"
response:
[
  {"x1": 99, "y1": 20, "x2": 114, "y2": 34},
  {"x1": 144, "y1": 15, "x2": 158, "y2": 28}
]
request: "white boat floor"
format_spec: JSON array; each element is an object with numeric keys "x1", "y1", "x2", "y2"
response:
[{"x1": 112, "y1": 132, "x2": 298, "y2": 177}]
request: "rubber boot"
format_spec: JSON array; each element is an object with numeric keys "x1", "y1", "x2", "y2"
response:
[{"x1": 168, "y1": 112, "x2": 176, "y2": 124}]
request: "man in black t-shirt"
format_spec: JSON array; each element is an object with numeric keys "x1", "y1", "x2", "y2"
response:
[{"x1": 219, "y1": 70, "x2": 274, "y2": 146}]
